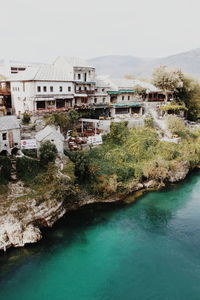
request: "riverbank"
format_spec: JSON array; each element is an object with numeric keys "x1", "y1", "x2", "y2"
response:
[
  {"x1": 1, "y1": 119, "x2": 200, "y2": 251},
  {"x1": 0, "y1": 160, "x2": 192, "y2": 252}
]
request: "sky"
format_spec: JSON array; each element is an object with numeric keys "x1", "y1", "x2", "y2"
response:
[{"x1": 1, "y1": 0, "x2": 200, "y2": 63}]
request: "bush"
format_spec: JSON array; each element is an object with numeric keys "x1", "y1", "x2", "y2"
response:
[
  {"x1": 0, "y1": 156, "x2": 12, "y2": 184},
  {"x1": 144, "y1": 114, "x2": 154, "y2": 128},
  {"x1": 166, "y1": 115, "x2": 186, "y2": 136},
  {"x1": 22, "y1": 112, "x2": 31, "y2": 124},
  {"x1": 16, "y1": 157, "x2": 44, "y2": 182},
  {"x1": 39, "y1": 141, "x2": 58, "y2": 164}
]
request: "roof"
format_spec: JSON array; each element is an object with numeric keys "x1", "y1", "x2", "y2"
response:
[
  {"x1": 96, "y1": 76, "x2": 159, "y2": 92},
  {"x1": 35, "y1": 125, "x2": 64, "y2": 142},
  {"x1": 0, "y1": 116, "x2": 20, "y2": 131},
  {"x1": 54, "y1": 56, "x2": 94, "y2": 68},
  {"x1": 9, "y1": 64, "x2": 73, "y2": 82}
]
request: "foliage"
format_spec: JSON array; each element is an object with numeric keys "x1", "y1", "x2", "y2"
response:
[
  {"x1": 16, "y1": 156, "x2": 44, "y2": 182},
  {"x1": 144, "y1": 113, "x2": 154, "y2": 128},
  {"x1": 44, "y1": 110, "x2": 80, "y2": 135},
  {"x1": 160, "y1": 103, "x2": 188, "y2": 112},
  {"x1": 22, "y1": 112, "x2": 31, "y2": 124},
  {"x1": 152, "y1": 66, "x2": 183, "y2": 97},
  {"x1": 39, "y1": 141, "x2": 58, "y2": 164},
  {"x1": 66, "y1": 122, "x2": 200, "y2": 197},
  {"x1": 174, "y1": 75, "x2": 200, "y2": 121},
  {"x1": 0, "y1": 156, "x2": 12, "y2": 184},
  {"x1": 133, "y1": 85, "x2": 147, "y2": 98},
  {"x1": 22, "y1": 149, "x2": 37, "y2": 158},
  {"x1": 104, "y1": 121, "x2": 129, "y2": 145},
  {"x1": 166, "y1": 115, "x2": 186, "y2": 136}
]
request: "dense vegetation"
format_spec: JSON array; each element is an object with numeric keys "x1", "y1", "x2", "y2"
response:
[{"x1": 67, "y1": 121, "x2": 200, "y2": 197}]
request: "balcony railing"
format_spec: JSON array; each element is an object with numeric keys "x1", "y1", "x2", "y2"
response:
[{"x1": 75, "y1": 90, "x2": 95, "y2": 95}]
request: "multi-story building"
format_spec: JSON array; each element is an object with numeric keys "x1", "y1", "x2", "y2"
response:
[
  {"x1": 8, "y1": 64, "x2": 74, "y2": 116},
  {"x1": 54, "y1": 57, "x2": 96, "y2": 106},
  {"x1": 0, "y1": 56, "x2": 169, "y2": 118}
]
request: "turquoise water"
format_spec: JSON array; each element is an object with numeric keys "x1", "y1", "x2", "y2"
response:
[{"x1": 1, "y1": 173, "x2": 200, "y2": 300}]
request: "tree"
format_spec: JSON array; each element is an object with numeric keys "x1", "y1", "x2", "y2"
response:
[
  {"x1": 133, "y1": 85, "x2": 147, "y2": 99},
  {"x1": 174, "y1": 75, "x2": 200, "y2": 121},
  {"x1": 39, "y1": 141, "x2": 58, "y2": 164},
  {"x1": 152, "y1": 66, "x2": 183, "y2": 102}
]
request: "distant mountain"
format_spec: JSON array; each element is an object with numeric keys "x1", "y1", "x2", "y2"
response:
[{"x1": 89, "y1": 48, "x2": 200, "y2": 79}]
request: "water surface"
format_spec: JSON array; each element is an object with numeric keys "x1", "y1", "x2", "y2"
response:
[{"x1": 1, "y1": 172, "x2": 200, "y2": 300}]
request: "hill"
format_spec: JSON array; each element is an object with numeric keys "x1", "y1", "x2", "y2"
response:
[{"x1": 89, "y1": 48, "x2": 200, "y2": 79}]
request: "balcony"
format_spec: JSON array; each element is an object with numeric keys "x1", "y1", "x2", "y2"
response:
[{"x1": 75, "y1": 90, "x2": 95, "y2": 95}]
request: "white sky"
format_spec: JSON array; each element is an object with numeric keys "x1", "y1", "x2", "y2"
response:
[{"x1": 1, "y1": 0, "x2": 200, "y2": 62}]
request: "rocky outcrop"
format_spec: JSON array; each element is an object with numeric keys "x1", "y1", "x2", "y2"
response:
[{"x1": 0, "y1": 159, "x2": 192, "y2": 252}]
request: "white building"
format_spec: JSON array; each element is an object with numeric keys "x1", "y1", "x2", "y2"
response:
[
  {"x1": 0, "y1": 116, "x2": 21, "y2": 155},
  {"x1": 35, "y1": 125, "x2": 65, "y2": 156},
  {"x1": 54, "y1": 57, "x2": 96, "y2": 106},
  {"x1": 9, "y1": 64, "x2": 74, "y2": 116}
]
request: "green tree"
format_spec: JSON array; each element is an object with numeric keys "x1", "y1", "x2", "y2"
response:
[
  {"x1": 174, "y1": 75, "x2": 200, "y2": 121},
  {"x1": 39, "y1": 141, "x2": 58, "y2": 164}
]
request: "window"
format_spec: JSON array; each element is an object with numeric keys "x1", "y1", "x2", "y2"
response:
[
  {"x1": 68, "y1": 86, "x2": 71, "y2": 92},
  {"x1": 43, "y1": 86, "x2": 47, "y2": 92},
  {"x1": 50, "y1": 86, "x2": 53, "y2": 92},
  {"x1": 128, "y1": 96, "x2": 130, "y2": 100},
  {"x1": 59, "y1": 86, "x2": 63, "y2": 92},
  {"x1": 2, "y1": 133, "x2": 7, "y2": 140},
  {"x1": 84, "y1": 87, "x2": 87, "y2": 91},
  {"x1": 37, "y1": 86, "x2": 41, "y2": 92},
  {"x1": 102, "y1": 88, "x2": 105, "y2": 92},
  {"x1": 122, "y1": 96, "x2": 124, "y2": 101},
  {"x1": 94, "y1": 98, "x2": 97, "y2": 103},
  {"x1": 78, "y1": 74, "x2": 81, "y2": 80},
  {"x1": 103, "y1": 98, "x2": 105, "y2": 103},
  {"x1": 79, "y1": 87, "x2": 82, "y2": 91}
]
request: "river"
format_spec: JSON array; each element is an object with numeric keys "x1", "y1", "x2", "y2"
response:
[{"x1": 1, "y1": 172, "x2": 200, "y2": 300}]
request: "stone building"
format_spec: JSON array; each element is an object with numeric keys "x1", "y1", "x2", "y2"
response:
[{"x1": 0, "y1": 116, "x2": 21, "y2": 155}]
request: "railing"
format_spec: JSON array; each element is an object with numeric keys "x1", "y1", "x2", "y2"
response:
[{"x1": 75, "y1": 90, "x2": 95, "y2": 95}]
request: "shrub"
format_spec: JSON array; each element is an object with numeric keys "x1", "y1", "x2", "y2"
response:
[
  {"x1": 0, "y1": 156, "x2": 12, "y2": 184},
  {"x1": 16, "y1": 157, "x2": 44, "y2": 182},
  {"x1": 22, "y1": 112, "x2": 31, "y2": 124},
  {"x1": 166, "y1": 115, "x2": 186, "y2": 136},
  {"x1": 39, "y1": 141, "x2": 58, "y2": 164}
]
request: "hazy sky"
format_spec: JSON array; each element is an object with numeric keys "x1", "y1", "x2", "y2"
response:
[{"x1": 1, "y1": 0, "x2": 200, "y2": 62}]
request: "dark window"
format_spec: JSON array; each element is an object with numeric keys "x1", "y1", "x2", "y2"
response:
[
  {"x1": 102, "y1": 88, "x2": 105, "y2": 92},
  {"x1": 59, "y1": 86, "x2": 63, "y2": 92},
  {"x1": 68, "y1": 86, "x2": 71, "y2": 92},
  {"x1": 79, "y1": 87, "x2": 82, "y2": 91},
  {"x1": 128, "y1": 96, "x2": 130, "y2": 100},
  {"x1": 103, "y1": 98, "x2": 105, "y2": 103},
  {"x1": 94, "y1": 98, "x2": 97, "y2": 103},
  {"x1": 122, "y1": 96, "x2": 124, "y2": 100},
  {"x1": 84, "y1": 87, "x2": 87, "y2": 91},
  {"x1": 78, "y1": 74, "x2": 81, "y2": 80},
  {"x1": 37, "y1": 86, "x2": 41, "y2": 92},
  {"x1": 50, "y1": 86, "x2": 53, "y2": 92},
  {"x1": 2, "y1": 133, "x2": 7, "y2": 140},
  {"x1": 43, "y1": 86, "x2": 47, "y2": 92}
]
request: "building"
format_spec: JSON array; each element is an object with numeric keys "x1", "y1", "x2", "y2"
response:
[
  {"x1": 35, "y1": 125, "x2": 65, "y2": 155},
  {"x1": 0, "y1": 116, "x2": 21, "y2": 155},
  {"x1": 8, "y1": 64, "x2": 74, "y2": 116},
  {"x1": 0, "y1": 56, "x2": 169, "y2": 118},
  {"x1": 54, "y1": 57, "x2": 96, "y2": 106}
]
